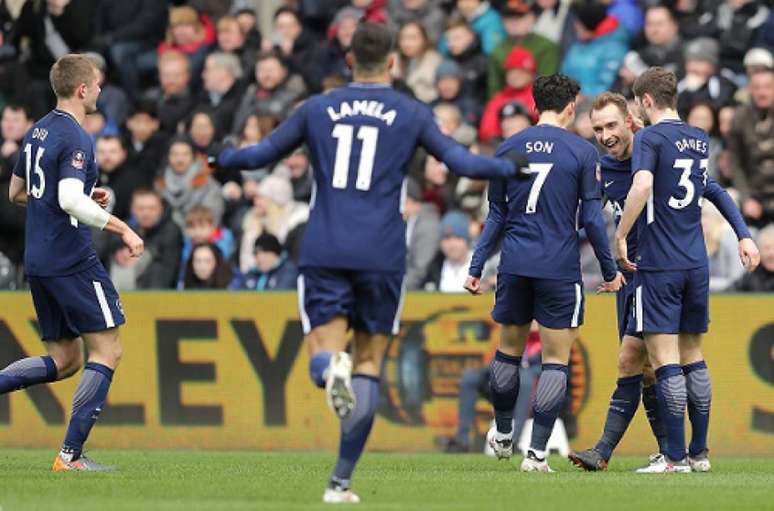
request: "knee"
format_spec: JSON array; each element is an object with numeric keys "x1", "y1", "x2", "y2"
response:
[
  {"x1": 642, "y1": 364, "x2": 657, "y2": 387},
  {"x1": 51, "y1": 345, "x2": 84, "y2": 379},
  {"x1": 617, "y1": 346, "x2": 645, "y2": 377}
]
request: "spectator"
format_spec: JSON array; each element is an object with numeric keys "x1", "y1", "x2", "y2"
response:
[
  {"x1": 273, "y1": 148, "x2": 314, "y2": 203},
  {"x1": 607, "y1": 0, "x2": 643, "y2": 37},
  {"x1": 143, "y1": 51, "x2": 197, "y2": 134},
  {"x1": 215, "y1": 15, "x2": 258, "y2": 80},
  {"x1": 199, "y1": 52, "x2": 245, "y2": 134},
  {"x1": 188, "y1": 109, "x2": 222, "y2": 162},
  {"x1": 430, "y1": 60, "x2": 482, "y2": 126},
  {"x1": 619, "y1": 5, "x2": 683, "y2": 86},
  {"x1": 561, "y1": 0, "x2": 629, "y2": 97},
  {"x1": 110, "y1": 189, "x2": 182, "y2": 290},
  {"x1": 397, "y1": 21, "x2": 443, "y2": 103},
  {"x1": 157, "y1": 6, "x2": 216, "y2": 87},
  {"x1": 232, "y1": 51, "x2": 307, "y2": 132},
  {"x1": 354, "y1": 0, "x2": 388, "y2": 23},
  {"x1": 156, "y1": 138, "x2": 224, "y2": 230},
  {"x1": 233, "y1": 5, "x2": 262, "y2": 50},
  {"x1": 405, "y1": 179, "x2": 441, "y2": 290},
  {"x1": 13, "y1": 0, "x2": 98, "y2": 117},
  {"x1": 479, "y1": 47, "x2": 536, "y2": 144},
  {"x1": 703, "y1": 200, "x2": 745, "y2": 291},
  {"x1": 426, "y1": 211, "x2": 474, "y2": 292},
  {"x1": 676, "y1": 37, "x2": 736, "y2": 118},
  {"x1": 440, "y1": 0, "x2": 506, "y2": 56},
  {"x1": 499, "y1": 100, "x2": 534, "y2": 140},
  {"x1": 417, "y1": 154, "x2": 458, "y2": 214},
  {"x1": 125, "y1": 102, "x2": 169, "y2": 185},
  {"x1": 0, "y1": 103, "x2": 31, "y2": 273},
  {"x1": 95, "y1": 135, "x2": 145, "y2": 221},
  {"x1": 443, "y1": 17, "x2": 489, "y2": 107},
  {"x1": 533, "y1": 0, "x2": 575, "y2": 52},
  {"x1": 85, "y1": 52, "x2": 131, "y2": 130},
  {"x1": 488, "y1": 1, "x2": 560, "y2": 99},
  {"x1": 313, "y1": 7, "x2": 361, "y2": 89},
  {"x1": 263, "y1": 7, "x2": 318, "y2": 89},
  {"x1": 744, "y1": 47, "x2": 774, "y2": 77},
  {"x1": 234, "y1": 114, "x2": 279, "y2": 148},
  {"x1": 239, "y1": 233, "x2": 299, "y2": 291},
  {"x1": 178, "y1": 205, "x2": 236, "y2": 286},
  {"x1": 734, "y1": 224, "x2": 774, "y2": 291},
  {"x1": 91, "y1": 0, "x2": 168, "y2": 102},
  {"x1": 238, "y1": 175, "x2": 309, "y2": 273},
  {"x1": 728, "y1": 68, "x2": 774, "y2": 226},
  {"x1": 182, "y1": 243, "x2": 235, "y2": 290},
  {"x1": 686, "y1": 101, "x2": 722, "y2": 180},
  {"x1": 698, "y1": 0, "x2": 770, "y2": 81},
  {"x1": 434, "y1": 103, "x2": 478, "y2": 147},
  {"x1": 388, "y1": 0, "x2": 447, "y2": 45}
]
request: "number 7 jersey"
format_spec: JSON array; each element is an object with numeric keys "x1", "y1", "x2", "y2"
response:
[{"x1": 631, "y1": 120, "x2": 709, "y2": 271}]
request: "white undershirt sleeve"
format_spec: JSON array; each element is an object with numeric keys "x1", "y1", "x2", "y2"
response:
[{"x1": 58, "y1": 177, "x2": 110, "y2": 230}]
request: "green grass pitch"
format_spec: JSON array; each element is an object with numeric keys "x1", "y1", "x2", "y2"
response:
[{"x1": 0, "y1": 450, "x2": 772, "y2": 510}]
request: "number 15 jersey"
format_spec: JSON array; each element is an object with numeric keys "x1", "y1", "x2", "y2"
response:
[{"x1": 631, "y1": 120, "x2": 709, "y2": 271}]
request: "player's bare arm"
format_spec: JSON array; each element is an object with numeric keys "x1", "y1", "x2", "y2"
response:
[
  {"x1": 8, "y1": 173, "x2": 27, "y2": 206},
  {"x1": 615, "y1": 171, "x2": 653, "y2": 271}
]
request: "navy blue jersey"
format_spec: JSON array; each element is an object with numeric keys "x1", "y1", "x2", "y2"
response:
[
  {"x1": 631, "y1": 120, "x2": 710, "y2": 271},
  {"x1": 491, "y1": 124, "x2": 616, "y2": 281},
  {"x1": 219, "y1": 83, "x2": 515, "y2": 273},
  {"x1": 13, "y1": 110, "x2": 99, "y2": 277},
  {"x1": 600, "y1": 154, "x2": 638, "y2": 261}
]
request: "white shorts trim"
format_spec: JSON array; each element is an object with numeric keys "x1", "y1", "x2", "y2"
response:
[{"x1": 93, "y1": 281, "x2": 115, "y2": 329}]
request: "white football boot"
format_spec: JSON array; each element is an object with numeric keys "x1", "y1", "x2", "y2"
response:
[
  {"x1": 635, "y1": 453, "x2": 691, "y2": 473},
  {"x1": 688, "y1": 449, "x2": 711, "y2": 473},
  {"x1": 326, "y1": 352, "x2": 355, "y2": 419},
  {"x1": 520, "y1": 450, "x2": 554, "y2": 472},
  {"x1": 486, "y1": 426, "x2": 513, "y2": 460},
  {"x1": 323, "y1": 488, "x2": 361, "y2": 504}
]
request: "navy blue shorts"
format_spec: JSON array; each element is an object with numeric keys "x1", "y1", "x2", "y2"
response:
[
  {"x1": 491, "y1": 273, "x2": 584, "y2": 329},
  {"x1": 297, "y1": 267, "x2": 404, "y2": 335},
  {"x1": 626, "y1": 267, "x2": 709, "y2": 336},
  {"x1": 616, "y1": 272, "x2": 642, "y2": 341},
  {"x1": 28, "y1": 262, "x2": 125, "y2": 341}
]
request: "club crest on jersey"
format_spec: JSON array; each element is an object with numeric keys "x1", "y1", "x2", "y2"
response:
[{"x1": 71, "y1": 150, "x2": 86, "y2": 170}]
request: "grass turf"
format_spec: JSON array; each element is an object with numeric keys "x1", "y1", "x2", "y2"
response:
[{"x1": 0, "y1": 450, "x2": 772, "y2": 510}]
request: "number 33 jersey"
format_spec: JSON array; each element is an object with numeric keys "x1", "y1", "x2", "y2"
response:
[
  {"x1": 292, "y1": 84, "x2": 465, "y2": 273},
  {"x1": 632, "y1": 120, "x2": 709, "y2": 271},
  {"x1": 13, "y1": 110, "x2": 99, "y2": 277}
]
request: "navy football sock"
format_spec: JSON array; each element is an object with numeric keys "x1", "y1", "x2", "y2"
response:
[
  {"x1": 530, "y1": 364, "x2": 568, "y2": 453},
  {"x1": 309, "y1": 351, "x2": 333, "y2": 389},
  {"x1": 642, "y1": 382, "x2": 668, "y2": 454},
  {"x1": 654, "y1": 364, "x2": 687, "y2": 461},
  {"x1": 683, "y1": 361, "x2": 711, "y2": 456},
  {"x1": 595, "y1": 374, "x2": 642, "y2": 461},
  {"x1": 0, "y1": 356, "x2": 57, "y2": 393},
  {"x1": 331, "y1": 374, "x2": 379, "y2": 488},
  {"x1": 489, "y1": 351, "x2": 521, "y2": 434},
  {"x1": 61, "y1": 362, "x2": 113, "y2": 461}
]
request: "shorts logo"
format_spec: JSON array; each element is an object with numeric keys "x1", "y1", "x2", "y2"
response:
[
  {"x1": 116, "y1": 299, "x2": 124, "y2": 316},
  {"x1": 71, "y1": 150, "x2": 86, "y2": 170}
]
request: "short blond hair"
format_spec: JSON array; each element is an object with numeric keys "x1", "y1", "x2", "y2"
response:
[{"x1": 49, "y1": 54, "x2": 97, "y2": 99}]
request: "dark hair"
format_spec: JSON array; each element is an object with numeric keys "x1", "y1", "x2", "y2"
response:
[
  {"x1": 686, "y1": 100, "x2": 719, "y2": 137},
  {"x1": 273, "y1": 6, "x2": 301, "y2": 23},
  {"x1": 256, "y1": 49, "x2": 287, "y2": 68},
  {"x1": 131, "y1": 99, "x2": 158, "y2": 119},
  {"x1": 131, "y1": 187, "x2": 162, "y2": 203},
  {"x1": 532, "y1": 74, "x2": 581, "y2": 114},
  {"x1": 633, "y1": 67, "x2": 677, "y2": 109},
  {"x1": 398, "y1": 20, "x2": 430, "y2": 58},
  {"x1": 2, "y1": 102, "x2": 32, "y2": 120},
  {"x1": 183, "y1": 243, "x2": 233, "y2": 289},
  {"x1": 96, "y1": 134, "x2": 126, "y2": 150},
  {"x1": 645, "y1": 4, "x2": 677, "y2": 22},
  {"x1": 49, "y1": 54, "x2": 98, "y2": 99},
  {"x1": 591, "y1": 91, "x2": 629, "y2": 117},
  {"x1": 351, "y1": 22, "x2": 394, "y2": 74}
]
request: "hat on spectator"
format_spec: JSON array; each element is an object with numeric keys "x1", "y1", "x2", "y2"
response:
[
  {"x1": 502, "y1": 0, "x2": 534, "y2": 17},
  {"x1": 744, "y1": 47, "x2": 773, "y2": 70},
  {"x1": 504, "y1": 47, "x2": 536, "y2": 73},
  {"x1": 258, "y1": 175, "x2": 293, "y2": 207},
  {"x1": 254, "y1": 233, "x2": 283, "y2": 256},
  {"x1": 435, "y1": 60, "x2": 463, "y2": 83},
  {"x1": 499, "y1": 101, "x2": 532, "y2": 122},
  {"x1": 573, "y1": 0, "x2": 607, "y2": 32},
  {"x1": 684, "y1": 37, "x2": 719, "y2": 67},
  {"x1": 441, "y1": 211, "x2": 471, "y2": 242},
  {"x1": 406, "y1": 178, "x2": 423, "y2": 201}
]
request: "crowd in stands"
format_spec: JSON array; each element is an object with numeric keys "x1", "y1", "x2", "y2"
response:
[{"x1": 0, "y1": 0, "x2": 772, "y2": 292}]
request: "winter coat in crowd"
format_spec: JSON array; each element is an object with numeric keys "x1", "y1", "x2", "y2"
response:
[
  {"x1": 156, "y1": 159, "x2": 224, "y2": 230},
  {"x1": 561, "y1": 16, "x2": 629, "y2": 96}
]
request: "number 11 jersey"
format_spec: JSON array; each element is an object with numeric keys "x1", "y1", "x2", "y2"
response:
[{"x1": 631, "y1": 120, "x2": 709, "y2": 271}]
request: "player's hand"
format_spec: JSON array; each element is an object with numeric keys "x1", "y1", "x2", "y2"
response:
[
  {"x1": 122, "y1": 229, "x2": 144, "y2": 258},
  {"x1": 91, "y1": 187, "x2": 111, "y2": 209},
  {"x1": 739, "y1": 238, "x2": 760, "y2": 272},
  {"x1": 615, "y1": 236, "x2": 637, "y2": 272},
  {"x1": 464, "y1": 276, "x2": 482, "y2": 295},
  {"x1": 597, "y1": 271, "x2": 626, "y2": 293},
  {"x1": 502, "y1": 150, "x2": 531, "y2": 180}
]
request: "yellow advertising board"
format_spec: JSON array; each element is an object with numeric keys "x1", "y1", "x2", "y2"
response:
[{"x1": 0, "y1": 292, "x2": 772, "y2": 454}]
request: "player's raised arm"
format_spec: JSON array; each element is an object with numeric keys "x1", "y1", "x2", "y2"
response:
[
  {"x1": 417, "y1": 108, "x2": 528, "y2": 180},
  {"x1": 215, "y1": 102, "x2": 307, "y2": 170},
  {"x1": 703, "y1": 178, "x2": 760, "y2": 271},
  {"x1": 615, "y1": 129, "x2": 657, "y2": 271},
  {"x1": 466, "y1": 179, "x2": 507, "y2": 294}
]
